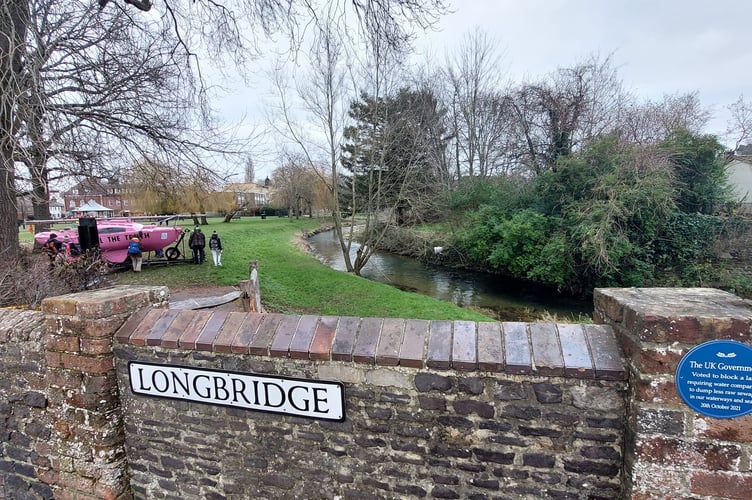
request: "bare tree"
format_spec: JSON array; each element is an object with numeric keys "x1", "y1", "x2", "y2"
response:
[
  {"x1": 443, "y1": 30, "x2": 509, "y2": 179},
  {"x1": 125, "y1": 160, "x2": 186, "y2": 215},
  {"x1": 726, "y1": 95, "x2": 752, "y2": 152},
  {"x1": 509, "y1": 54, "x2": 625, "y2": 175},
  {"x1": 271, "y1": 153, "x2": 328, "y2": 218},
  {"x1": 0, "y1": 1, "x2": 30, "y2": 259},
  {"x1": 273, "y1": 4, "x2": 441, "y2": 275},
  {"x1": 14, "y1": 1, "x2": 232, "y2": 226},
  {"x1": 617, "y1": 92, "x2": 710, "y2": 146},
  {"x1": 0, "y1": 0, "x2": 449, "y2": 260},
  {"x1": 270, "y1": 8, "x2": 357, "y2": 268}
]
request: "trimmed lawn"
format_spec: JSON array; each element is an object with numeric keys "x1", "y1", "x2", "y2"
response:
[{"x1": 103, "y1": 216, "x2": 492, "y2": 321}]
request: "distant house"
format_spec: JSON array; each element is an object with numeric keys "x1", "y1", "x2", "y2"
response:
[
  {"x1": 223, "y1": 182, "x2": 271, "y2": 214},
  {"x1": 726, "y1": 146, "x2": 752, "y2": 214},
  {"x1": 16, "y1": 196, "x2": 64, "y2": 220},
  {"x1": 49, "y1": 200, "x2": 64, "y2": 219}
]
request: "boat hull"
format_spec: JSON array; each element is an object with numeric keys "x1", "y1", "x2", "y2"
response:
[{"x1": 35, "y1": 221, "x2": 183, "y2": 264}]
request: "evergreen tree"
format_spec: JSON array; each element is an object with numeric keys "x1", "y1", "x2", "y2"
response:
[{"x1": 341, "y1": 88, "x2": 448, "y2": 223}]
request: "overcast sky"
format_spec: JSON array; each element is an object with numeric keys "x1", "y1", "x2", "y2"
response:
[
  {"x1": 222, "y1": 0, "x2": 752, "y2": 180},
  {"x1": 417, "y1": 0, "x2": 750, "y2": 134}
]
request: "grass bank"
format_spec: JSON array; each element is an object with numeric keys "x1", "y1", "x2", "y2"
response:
[{"x1": 96, "y1": 216, "x2": 493, "y2": 321}]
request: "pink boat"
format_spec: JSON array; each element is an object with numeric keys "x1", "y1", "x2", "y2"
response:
[{"x1": 35, "y1": 220, "x2": 183, "y2": 265}]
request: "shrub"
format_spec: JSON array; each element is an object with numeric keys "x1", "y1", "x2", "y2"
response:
[{"x1": 0, "y1": 248, "x2": 111, "y2": 309}]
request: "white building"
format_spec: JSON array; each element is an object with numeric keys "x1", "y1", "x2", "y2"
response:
[{"x1": 726, "y1": 150, "x2": 752, "y2": 214}]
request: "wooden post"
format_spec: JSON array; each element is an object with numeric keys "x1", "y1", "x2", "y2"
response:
[{"x1": 246, "y1": 260, "x2": 262, "y2": 313}]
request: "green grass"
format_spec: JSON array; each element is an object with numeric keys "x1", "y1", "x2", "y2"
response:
[{"x1": 103, "y1": 216, "x2": 492, "y2": 321}]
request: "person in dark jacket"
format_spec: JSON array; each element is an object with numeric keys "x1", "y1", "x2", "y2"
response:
[
  {"x1": 209, "y1": 230, "x2": 223, "y2": 266},
  {"x1": 188, "y1": 226, "x2": 206, "y2": 264},
  {"x1": 43, "y1": 233, "x2": 63, "y2": 263}
]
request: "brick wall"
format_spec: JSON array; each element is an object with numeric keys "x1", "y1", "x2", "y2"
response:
[
  {"x1": 0, "y1": 286, "x2": 169, "y2": 499},
  {"x1": 594, "y1": 287, "x2": 752, "y2": 500}
]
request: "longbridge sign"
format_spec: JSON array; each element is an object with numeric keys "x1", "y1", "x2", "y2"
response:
[{"x1": 129, "y1": 362, "x2": 345, "y2": 421}]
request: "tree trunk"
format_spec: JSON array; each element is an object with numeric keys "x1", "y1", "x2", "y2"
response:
[
  {"x1": 31, "y1": 168, "x2": 51, "y2": 225},
  {"x1": 0, "y1": 152, "x2": 17, "y2": 259},
  {"x1": 0, "y1": 1, "x2": 29, "y2": 261}
]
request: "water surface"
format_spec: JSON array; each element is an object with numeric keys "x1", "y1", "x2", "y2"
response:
[{"x1": 308, "y1": 230, "x2": 593, "y2": 321}]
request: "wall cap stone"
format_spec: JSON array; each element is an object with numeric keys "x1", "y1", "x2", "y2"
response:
[
  {"x1": 112, "y1": 287, "x2": 626, "y2": 380},
  {"x1": 594, "y1": 287, "x2": 752, "y2": 345}
]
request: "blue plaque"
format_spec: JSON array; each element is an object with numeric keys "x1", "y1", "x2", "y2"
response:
[{"x1": 676, "y1": 340, "x2": 752, "y2": 419}]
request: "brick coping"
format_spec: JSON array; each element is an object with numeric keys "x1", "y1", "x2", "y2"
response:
[{"x1": 115, "y1": 308, "x2": 625, "y2": 380}]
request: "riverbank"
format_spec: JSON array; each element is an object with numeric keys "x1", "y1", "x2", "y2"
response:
[
  {"x1": 373, "y1": 221, "x2": 752, "y2": 301},
  {"x1": 110, "y1": 216, "x2": 493, "y2": 321},
  {"x1": 306, "y1": 227, "x2": 593, "y2": 322}
]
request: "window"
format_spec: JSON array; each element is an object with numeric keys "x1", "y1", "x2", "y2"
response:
[{"x1": 99, "y1": 227, "x2": 127, "y2": 235}]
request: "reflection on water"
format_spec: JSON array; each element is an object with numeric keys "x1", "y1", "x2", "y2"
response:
[{"x1": 308, "y1": 230, "x2": 593, "y2": 321}]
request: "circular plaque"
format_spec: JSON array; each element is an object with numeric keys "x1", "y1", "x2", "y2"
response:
[{"x1": 675, "y1": 340, "x2": 752, "y2": 419}]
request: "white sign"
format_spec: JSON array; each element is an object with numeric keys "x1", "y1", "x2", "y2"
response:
[{"x1": 129, "y1": 362, "x2": 345, "y2": 421}]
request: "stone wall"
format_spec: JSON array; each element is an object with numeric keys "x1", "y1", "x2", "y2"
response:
[
  {"x1": 1, "y1": 286, "x2": 169, "y2": 499},
  {"x1": 113, "y1": 308, "x2": 626, "y2": 499},
  {"x1": 2, "y1": 285, "x2": 752, "y2": 499},
  {"x1": 0, "y1": 310, "x2": 51, "y2": 499}
]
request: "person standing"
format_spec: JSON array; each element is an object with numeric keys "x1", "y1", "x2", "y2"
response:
[
  {"x1": 209, "y1": 230, "x2": 223, "y2": 266},
  {"x1": 188, "y1": 226, "x2": 206, "y2": 264},
  {"x1": 128, "y1": 236, "x2": 143, "y2": 272}
]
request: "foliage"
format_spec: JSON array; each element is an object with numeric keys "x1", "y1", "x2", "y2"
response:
[
  {"x1": 451, "y1": 132, "x2": 740, "y2": 295},
  {"x1": 446, "y1": 175, "x2": 534, "y2": 215},
  {"x1": 453, "y1": 206, "x2": 571, "y2": 289},
  {"x1": 728, "y1": 275, "x2": 752, "y2": 298},
  {"x1": 452, "y1": 205, "x2": 504, "y2": 267},
  {"x1": 486, "y1": 210, "x2": 550, "y2": 275},
  {"x1": 661, "y1": 128, "x2": 733, "y2": 214},
  {"x1": 653, "y1": 213, "x2": 739, "y2": 268},
  {"x1": 271, "y1": 157, "x2": 331, "y2": 217},
  {"x1": 126, "y1": 159, "x2": 231, "y2": 215},
  {"x1": 341, "y1": 88, "x2": 448, "y2": 221}
]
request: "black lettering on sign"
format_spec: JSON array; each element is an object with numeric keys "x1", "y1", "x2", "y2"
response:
[{"x1": 128, "y1": 362, "x2": 345, "y2": 421}]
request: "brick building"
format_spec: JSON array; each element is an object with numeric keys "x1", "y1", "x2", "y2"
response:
[{"x1": 61, "y1": 178, "x2": 137, "y2": 216}]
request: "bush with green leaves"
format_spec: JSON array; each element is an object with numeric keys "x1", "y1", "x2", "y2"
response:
[
  {"x1": 654, "y1": 213, "x2": 735, "y2": 268},
  {"x1": 450, "y1": 132, "x2": 739, "y2": 296},
  {"x1": 661, "y1": 128, "x2": 732, "y2": 215}
]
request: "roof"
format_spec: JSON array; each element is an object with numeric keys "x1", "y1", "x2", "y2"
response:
[{"x1": 73, "y1": 199, "x2": 112, "y2": 212}]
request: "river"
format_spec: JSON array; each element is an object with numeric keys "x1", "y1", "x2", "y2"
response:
[{"x1": 307, "y1": 230, "x2": 593, "y2": 321}]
